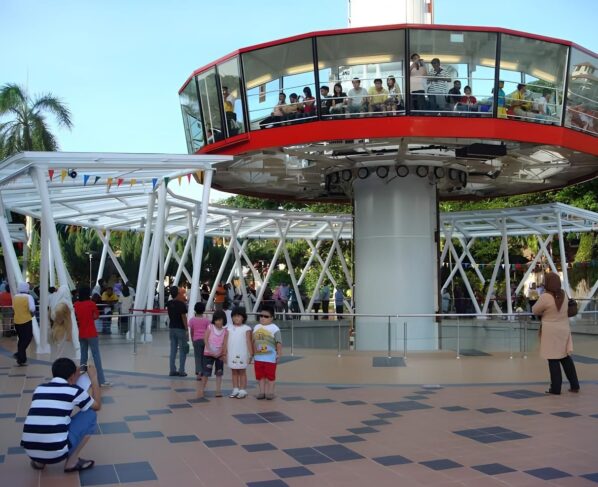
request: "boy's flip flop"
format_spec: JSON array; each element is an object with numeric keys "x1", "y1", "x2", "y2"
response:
[
  {"x1": 64, "y1": 458, "x2": 95, "y2": 473},
  {"x1": 30, "y1": 460, "x2": 46, "y2": 470}
]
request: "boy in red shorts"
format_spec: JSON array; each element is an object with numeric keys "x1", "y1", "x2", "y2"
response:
[{"x1": 252, "y1": 304, "x2": 282, "y2": 400}]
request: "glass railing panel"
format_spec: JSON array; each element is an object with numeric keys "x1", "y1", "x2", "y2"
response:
[
  {"x1": 179, "y1": 78, "x2": 204, "y2": 152},
  {"x1": 565, "y1": 47, "x2": 598, "y2": 136},
  {"x1": 218, "y1": 56, "x2": 246, "y2": 138},
  {"x1": 409, "y1": 29, "x2": 498, "y2": 116},
  {"x1": 317, "y1": 29, "x2": 406, "y2": 120},
  {"x1": 197, "y1": 68, "x2": 224, "y2": 144},
  {"x1": 242, "y1": 38, "x2": 316, "y2": 131},
  {"x1": 500, "y1": 34, "x2": 567, "y2": 125}
]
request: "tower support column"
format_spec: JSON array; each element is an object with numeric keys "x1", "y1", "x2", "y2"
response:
[{"x1": 353, "y1": 173, "x2": 438, "y2": 350}]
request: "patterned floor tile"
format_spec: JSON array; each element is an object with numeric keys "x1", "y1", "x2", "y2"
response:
[
  {"x1": 114, "y1": 461, "x2": 158, "y2": 483},
  {"x1": 525, "y1": 467, "x2": 572, "y2": 480},
  {"x1": 272, "y1": 466, "x2": 314, "y2": 478}
]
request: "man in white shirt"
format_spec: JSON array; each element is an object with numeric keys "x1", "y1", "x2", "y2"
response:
[{"x1": 347, "y1": 78, "x2": 368, "y2": 115}]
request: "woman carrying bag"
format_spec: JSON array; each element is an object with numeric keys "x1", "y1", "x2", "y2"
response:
[{"x1": 532, "y1": 272, "x2": 580, "y2": 395}]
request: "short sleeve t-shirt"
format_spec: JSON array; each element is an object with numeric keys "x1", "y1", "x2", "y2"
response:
[
  {"x1": 188, "y1": 316, "x2": 210, "y2": 341},
  {"x1": 167, "y1": 299, "x2": 187, "y2": 329},
  {"x1": 253, "y1": 323, "x2": 282, "y2": 363},
  {"x1": 73, "y1": 300, "x2": 99, "y2": 339}
]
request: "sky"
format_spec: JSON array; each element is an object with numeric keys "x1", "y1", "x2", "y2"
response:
[{"x1": 1, "y1": 0, "x2": 596, "y2": 200}]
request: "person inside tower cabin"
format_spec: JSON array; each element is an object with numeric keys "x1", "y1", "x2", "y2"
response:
[{"x1": 368, "y1": 78, "x2": 388, "y2": 113}]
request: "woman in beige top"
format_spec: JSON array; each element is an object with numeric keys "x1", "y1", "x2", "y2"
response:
[{"x1": 532, "y1": 273, "x2": 580, "y2": 395}]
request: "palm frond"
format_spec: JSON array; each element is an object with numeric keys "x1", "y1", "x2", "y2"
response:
[
  {"x1": 32, "y1": 94, "x2": 73, "y2": 129},
  {"x1": 0, "y1": 83, "x2": 27, "y2": 114},
  {"x1": 31, "y1": 113, "x2": 58, "y2": 151}
]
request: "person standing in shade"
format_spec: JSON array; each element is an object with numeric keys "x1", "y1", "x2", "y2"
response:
[
  {"x1": 334, "y1": 287, "x2": 344, "y2": 320},
  {"x1": 312, "y1": 287, "x2": 321, "y2": 320},
  {"x1": 12, "y1": 282, "x2": 35, "y2": 366},
  {"x1": 0, "y1": 284, "x2": 12, "y2": 333},
  {"x1": 532, "y1": 273, "x2": 580, "y2": 395},
  {"x1": 188, "y1": 302, "x2": 210, "y2": 380},
  {"x1": 253, "y1": 305, "x2": 282, "y2": 400},
  {"x1": 167, "y1": 286, "x2": 188, "y2": 377},
  {"x1": 74, "y1": 286, "x2": 111, "y2": 387},
  {"x1": 321, "y1": 283, "x2": 331, "y2": 319}
]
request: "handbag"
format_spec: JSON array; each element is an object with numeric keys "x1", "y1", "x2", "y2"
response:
[
  {"x1": 567, "y1": 298, "x2": 578, "y2": 318},
  {"x1": 182, "y1": 341, "x2": 190, "y2": 354}
]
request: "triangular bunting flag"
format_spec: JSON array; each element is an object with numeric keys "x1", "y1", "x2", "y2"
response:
[
  {"x1": 60, "y1": 169, "x2": 67, "y2": 182},
  {"x1": 130, "y1": 178, "x2": 136, "y2": 187},
  {"x1": 83, "y1": 175, "x2": 90, "y2": 186},
  {"x1": 93, "y1": 176, "x2": 101, "y2": 185},
  {"x1": 186, "y1": 173, "x2": 191, "y2": 183},
  {"x1": 107, "y1": 177, "x2": 113, "y2": 192},
  {"x1": 164, "y1": 177, "x2": 170, "y2": 186},
  {"x1": 178, "y1": 176, "x2": 182, "y2": 186},
  {"x1": 152, "y1": 178, "x2": 158, "y2": 190},
  {"x1": 195, "y1": 171, "x2": 204, "y2": 184},
  {"x1": 117, "y1": 178, "x2": 124, "y2": 187},
  {"x1": 48, "y1": 169, "x2": 55, "y2": 181}
]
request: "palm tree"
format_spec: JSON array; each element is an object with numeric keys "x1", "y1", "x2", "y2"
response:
[{"x1": 0, "y1": 83, "x2": 73, "y2": 158}]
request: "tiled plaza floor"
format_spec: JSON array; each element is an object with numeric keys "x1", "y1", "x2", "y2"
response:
[{"x1": 1, "y1": 335, "x2": 598, "y2": 486}]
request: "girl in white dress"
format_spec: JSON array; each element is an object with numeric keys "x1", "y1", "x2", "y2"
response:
[{"x1": 227, "y1": 307, "x2": 253, "y2": 399}]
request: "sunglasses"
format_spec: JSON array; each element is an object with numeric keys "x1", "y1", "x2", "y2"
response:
[{"x1": 259, "y1": 314, "x2": 272, "y2": 319}]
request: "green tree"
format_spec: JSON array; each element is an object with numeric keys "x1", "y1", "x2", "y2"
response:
[{"x1": 0, "y1": 83, "x2": 73, "y2": 158}]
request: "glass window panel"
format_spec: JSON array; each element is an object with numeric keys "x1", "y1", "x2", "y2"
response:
[
  {"x1": 500, "y1": 34, "x2": 567, "y2": 125},
  {"x1": 197, "y1": 68, "x2": 224, "y2": 144},
  {"x1": 565, "y1": 48, "x2": 598, "y2": 136},
  {"x1": 179, "y1": 78, "x2": 204, "y2": 152},
  {"x1": 317, "y1": 30, "x2": 405, "y2": 118},
  {"x1": 409, "y1": 29, "x2": 497, "y2": 116},
  {"x1": 218, "y1": 56, "x2": 246, "y2": 137},
  {"x1": 242, "y1": 39, "x2": 316, "y2": 130}
]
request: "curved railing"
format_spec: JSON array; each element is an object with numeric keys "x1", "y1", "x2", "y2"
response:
[{"x1": 179, "y1": 25, "x2": 598, "y2": 152}]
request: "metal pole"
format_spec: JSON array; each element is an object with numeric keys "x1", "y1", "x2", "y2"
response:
[
  {"x1": 337, "y1": 317, "x2": 342, "y2": 358},
  {"x1": 403, "y1": 321, "x2": 407, "y2": 359},
  {"x1": 508, "y1": 322, "x2": 513, "y2": 359},
  {"x1": 387, "y1": 316, "x2": 392, "y2": 359},
  {"x1": 457, "y1": 316, "x2": 461, "y2": 359},
  {"x1": 290, "y1": 318, "x2": 294, "y2": 357}
]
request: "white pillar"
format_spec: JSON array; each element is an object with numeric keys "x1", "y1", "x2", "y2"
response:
[
  {"x1": 32, "y1": 166, "x2": 79, "y2": 353},
  {"x1": 189, "y1": 171, "x2": 214, "y2": 309},
  {"x1": 96, "y1": 233, "x2": 109, "y2": 286},
  {"x1": 38, "y1": 218, "x2": 51, "y2": 354},
  {"x1": 501, "y1": 219, "x2": 513, "y2": 315},
  {"x1": 48, "y1": 241, "x2": 55, "y2": 287},
  {"x1": 130, "y1": 193, "x2": 156, "y2": 340},
  {"x1": 143, "y1": 183, "x2": 168, "y2": 341},
  {"x1": 354, "y1": 174, "x2": 438, "y2": 350},
  {"x1": 96, "y1": 229, "x2": 129, "y2": 284},
  {"x1": 556, "y1": 212, "x2": 571, "y2": 295}
]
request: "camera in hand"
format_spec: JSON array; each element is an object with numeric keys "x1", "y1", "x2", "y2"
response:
[{"x1": 80, "y1": 364, "x2": 88, "y2": 373}]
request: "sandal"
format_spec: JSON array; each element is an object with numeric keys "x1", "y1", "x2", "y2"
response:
[
  {"x1": 214, "y1": 392, "x2": 223, "y2": 398},
  {"x1": 30, "y1": 460, "x2": 46, "y2": 470},
  {"x1": 64, "y1": 458, "x2": 95, "y2": 473}
]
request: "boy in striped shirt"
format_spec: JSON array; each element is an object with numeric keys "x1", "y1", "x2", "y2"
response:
[{"x1": 21, "y1": 358, "x2": 101, "y2": 472}]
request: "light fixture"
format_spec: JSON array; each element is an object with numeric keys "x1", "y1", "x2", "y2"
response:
[
  {"x1": 376, "y1": 166, "x2": 389, "y2": 178},
  {"x1": 396, "y1": 165, "x2": 409, "y2": 177},
  {"x1": 330, "y1": 172, "x2": 340, "y2": 184},
  {"x1": 357, "y1": 167, "x2": 369, "y2": 179},
  {"x1": 433, "y1": 167, "x2": 445, "y2": 178},
  {"x1": 68, "y1": 169, "x2": 77, "y2": 179},
  {"x1": 530, "y1": 68, "x2": 557, "y2": 83},
  {"x1": 246, "y1": 74, "x2": 273, "y2": 89},
  {"x1": 346, "y1": 55, "x2": 393, "y2": 65},
  {"x1": 416, "y1": 166, "x2": 429, "y2": 177},
  {"x1": 341, "y1": 169, "x2": 352, "y2": 182},
  {"x1": 418, "y1": 54, "x2": 463, "y2": 64},
  {"x1": 459, "y1": 171, "x2": 467, "y2": 186},
  {"x1": 448, "y1": 168, "x2": 459, "y2": 181},
  {"x1": 286, "y1": 63, "x2": 315, "y2": 75}
]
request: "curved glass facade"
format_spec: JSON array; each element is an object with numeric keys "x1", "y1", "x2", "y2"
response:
[{"x1": 180, "y1": 26, "x2": 598, "y2": 149}]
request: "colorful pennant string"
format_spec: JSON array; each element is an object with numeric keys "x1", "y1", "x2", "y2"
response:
[
  {"x1": 83, "y1": 175, "x2": 90, "y2": 186},
  {"x1": 48, "y1": 170, "x2": 54, "y2": 181}
]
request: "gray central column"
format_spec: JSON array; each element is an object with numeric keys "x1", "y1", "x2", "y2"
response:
[{"x1": 353, "y1": 173, "x2": 438, "y2": 350}]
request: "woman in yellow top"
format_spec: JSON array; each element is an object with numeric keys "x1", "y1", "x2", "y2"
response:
[{"x1": 12, "y1": 282, "x2": 36, "y2": 366}]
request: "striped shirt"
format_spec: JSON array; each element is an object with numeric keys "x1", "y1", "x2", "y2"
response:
[
  {"x1": 427, "y1": 67, "x2": 450, "y2": 94},
  {"x1": 21, "y1": 378, "x2": 93, "y2": 463}
]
